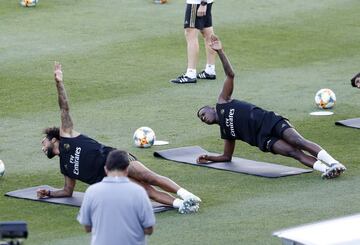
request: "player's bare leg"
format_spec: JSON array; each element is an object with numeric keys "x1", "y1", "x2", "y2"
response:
[
  {"x1": 185, "y1": 28, "x2": 199, "y2": 73},
  {"x1": 281, "y1": 128, "x2": 322, "y2": 157},
  {"x1": 272, "y1": 139, "x2": 344, "y2": 179},
  {"x1": 128, "y1": 160, "x2": 201, "y2": 203},
  {"x1": 281, "y1": 128, "x2": 346, "y2": 178},
  {"x1": 198, "y1": 27, "x2": 217, "y2": 79},
  {"x1": 130, "y1": 177, "x2": 199, "y2": 214},
  {"x1": 170, "y1": 28, "x2": 199, "y2": 84},
  {"x1": 272, "y1": 139, "x2": 317, "y2": 168},
  {"x1": 130, "y1": 177, "x2": 175, "y2": 205}
]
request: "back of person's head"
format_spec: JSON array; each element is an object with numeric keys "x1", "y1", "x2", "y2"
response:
[
  {"x1": 351, "y1": 72, "x2": 360, "y2": 87},
  {"x1": 106, "y1": 150, "x2": 130, "y2": 171},
  {"x1": 43, "y1": 127, "x2": 60, "y2": 140}
]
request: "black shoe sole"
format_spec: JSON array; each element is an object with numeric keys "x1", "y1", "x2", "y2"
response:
[{"x1": 170, "y1": 79, "x2": 197, "y2": 84}]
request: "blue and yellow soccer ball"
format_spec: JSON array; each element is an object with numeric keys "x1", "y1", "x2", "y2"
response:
[
  {"x1": 133, "y1": 127, "x2": 156, "y2": 148},
  {"x1": 20, "y1": 0, "x2": 38, "y2": 7},
  {"x1": 315, "y1": 88, "x2": 336, "y2": 109}
]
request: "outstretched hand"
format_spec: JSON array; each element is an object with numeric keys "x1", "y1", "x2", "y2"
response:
[
  {"x1": 54, "y1": 61, "x2": 63, "y2": 83},
  {"x1": 209, "y1": 34, "x2": 222, "y2": 51}
]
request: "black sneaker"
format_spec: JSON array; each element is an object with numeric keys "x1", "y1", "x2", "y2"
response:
[
  {"x1": 197, "y1": 70, "x2": 216, "y2": 80},
  {"x1": 170, "y1": 75, "x2": 197, "y2": 84}
]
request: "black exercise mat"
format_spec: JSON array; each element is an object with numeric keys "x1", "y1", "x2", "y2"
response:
[
  {"x1": 335, "y1": 118, "x2": 360, "y2": 129},
  {"x1": 5, "y1": 185, "x2": 174, "y2": 213},
  {"x1": 154, "y1": 146, "x2": 313, "y2": 178}
]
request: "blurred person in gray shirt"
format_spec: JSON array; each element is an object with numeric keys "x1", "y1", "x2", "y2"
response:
[{"x1": 77, "y1": 149, "x2": 155, "y2": 245}]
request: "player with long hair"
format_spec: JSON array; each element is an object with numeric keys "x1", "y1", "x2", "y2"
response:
[{"x1": 38, "y1": 62, "x2": 201, "y2": 214}]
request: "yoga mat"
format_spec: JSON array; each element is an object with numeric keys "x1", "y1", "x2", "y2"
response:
[
  {"x1": 154, "y1": 146, "x2": 313, "y2": 178},
  {"x1": 335, "y1": 118, "x2": 360, "y2": 129},
  {"x1": 5, "y1": 185, "x2": 174, "y2": 213}
]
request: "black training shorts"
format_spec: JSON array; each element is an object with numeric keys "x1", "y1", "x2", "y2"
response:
[
  {"x1": 184, "y1": 3, "x2": 213, "y2": 29},
  {"x1": 128, "y1": 153, "x2": 137, "y2": 162},
  {"x1": 262, "y1": 119, "x2": 293, "y2": 152}
]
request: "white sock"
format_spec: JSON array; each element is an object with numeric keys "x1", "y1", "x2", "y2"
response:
[
  {"x1": 177, "y1": 188, "x2": 192, "y2": 199},
  {"x1": 185, "y1": 69, "x2": 196, "y2": 79},
  {"x1": 313, "y1": 160, "x2": 328, "y2": 173},
  {"x1": 172, "y1": 198, "x2": 183, "y2": 208},
  {"x1": 317, "y1": 150, "x2": 339, "y2": 166},
  {"x1": 204, "y1": 64, "x2": 215, "y2": 75}
]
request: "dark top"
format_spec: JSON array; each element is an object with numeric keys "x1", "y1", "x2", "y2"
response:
[
  {"x1": 216, "y1": 99, "x2": 284, "y2": 149},
  {"x1": 59, "y1": 134, "x2": 114, "y2": 184}
]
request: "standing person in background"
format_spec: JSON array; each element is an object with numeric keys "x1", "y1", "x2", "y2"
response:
[
  {"x1": 170, "y1": 0, "x2": 217, "y2": 84},
  {"x1": 77, "y1": 149, "x2": 155, "y2": 245}
]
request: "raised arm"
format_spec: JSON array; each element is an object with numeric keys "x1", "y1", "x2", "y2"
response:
[
  {"x1": 209, "y1": 35, "x2": 235, "y2": 103},
  {"x1": 54, "y1": 62, "x2": 78, "y2": 137}
]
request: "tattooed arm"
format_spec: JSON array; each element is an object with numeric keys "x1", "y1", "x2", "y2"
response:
[{"x1": 54, "y1": 62, "x2": 80, "y2": 138}]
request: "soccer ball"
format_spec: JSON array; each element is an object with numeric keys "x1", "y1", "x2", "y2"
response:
[
  {"x1": 0, "y1": 160, "x2": 5, "y2": 177},
  {"x1": 133, "y1": 127, "x2": 156, "y2": 148},
  {"x1": 20, "y1": 0, "x2": 38, "y2": 7},
  {"x1": 315, "y1": 88, "x2": 336, "y2": 109}
]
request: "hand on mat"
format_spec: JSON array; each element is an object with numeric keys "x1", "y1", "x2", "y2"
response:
[
  {"x1": 197, "y1": 155, "x2": 211, "y2": 164},
  {"x1": 37, "y1": 189, "x2": 50, "y2": 199}
]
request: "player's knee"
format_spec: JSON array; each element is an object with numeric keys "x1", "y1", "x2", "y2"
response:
[
  {"x1": 292, "y1": 136, "x2": 307, "y2": 148},
  {"x1": 142, "y1": 183, "x2": 155, "y2": 195},
  {"x1": 286, "y1": 149, "x2": 302, "y2": 160},
  {"x1": 141, "y1": 172, "x2": 158, "y2": 185}
]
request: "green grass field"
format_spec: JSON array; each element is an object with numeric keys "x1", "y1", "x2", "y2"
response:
[{"x1": 1, "y1": 0, "x2": 360, "y2": 244}]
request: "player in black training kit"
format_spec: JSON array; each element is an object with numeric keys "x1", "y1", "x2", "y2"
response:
[
  {"x1": 37, "y1": 62, "x2": 200, "y2": 214},
  {"x1": 196, "y1": 35, "x2": 346, "y2": 179}
]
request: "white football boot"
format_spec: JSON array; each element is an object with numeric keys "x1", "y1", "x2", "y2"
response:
[
  {"x1": 178, "y1": 199, "x2": 200, "y2": 214},
  {"x1": 321, "y1": 163, "x2": 346, "y2": 179}
]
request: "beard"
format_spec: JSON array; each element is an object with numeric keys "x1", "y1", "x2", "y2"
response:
[{"x1": 46, "y1": 145, "x2": 56, "y2": 159}]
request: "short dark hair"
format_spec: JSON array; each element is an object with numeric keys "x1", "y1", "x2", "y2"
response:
[
  {"x1": 351, "y1": 72, "x2": 360, "y2": 87},
  {"x1": 106, "y1": 150, "x2": 130, "y2": 171},
  {"x1": 43, "y1": 127, "x2": 60, "y2": 140},
  {"x1": 197, "y1": 105, "x2": 213, "y2": 117}
]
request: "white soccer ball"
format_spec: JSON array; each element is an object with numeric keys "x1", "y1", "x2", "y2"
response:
[
  {"x1": 133, "y1": 127, "x2": 156, "y2": 148},
  {"x1": 20, "y1": 0, "x2": 38, "y2": 7},
  {"x1": 0, "y1": 160, "x2": 5, "y2": 177},
  {"x1": 315, "y1": 88, "x2": 336, "y2": 109}
]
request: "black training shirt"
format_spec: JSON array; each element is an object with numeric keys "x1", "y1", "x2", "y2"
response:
[
  {"x1": 59, "y1": 134, "x2": 114, "y2": 184},
  {"x1": 216, "y1": 99, "x2": 267, "y2": 146}
]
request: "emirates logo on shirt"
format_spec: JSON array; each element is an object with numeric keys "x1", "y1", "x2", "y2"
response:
[
  {"x1": 69, "y1": 147, "x2": 81, "y2": 175},
  {"x1": 225, "y1": 108, "x2": 236, "y2": 137}
]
